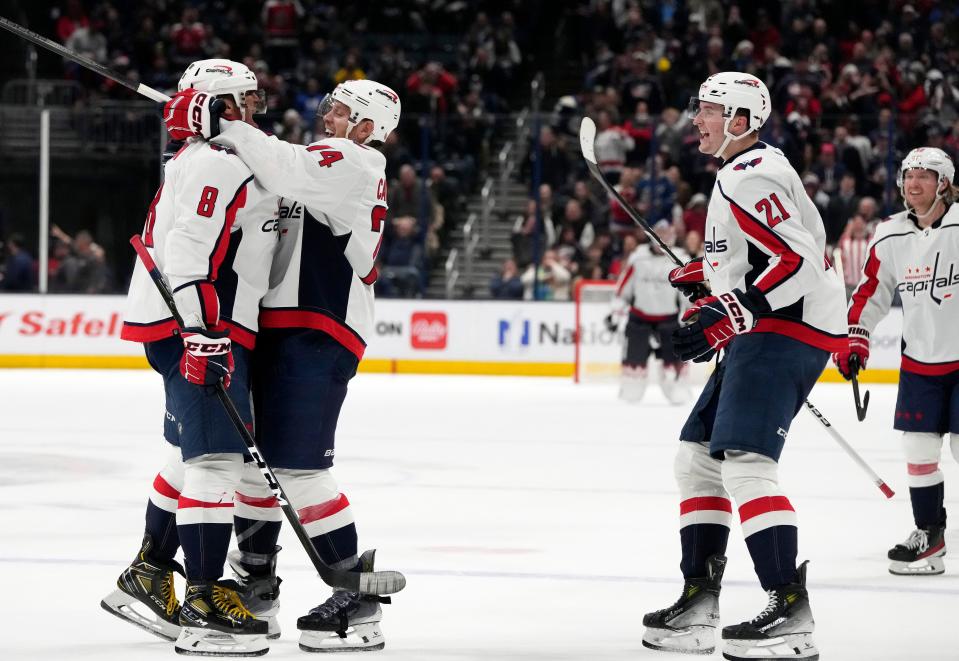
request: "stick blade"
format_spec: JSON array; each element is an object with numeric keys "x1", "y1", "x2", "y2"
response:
[
  {"x1": 579, "y1": 116, "x2": 597, "y2": 164},
  {"x1": 359, "y1": 570, "x2": 407, "y2": 595}
]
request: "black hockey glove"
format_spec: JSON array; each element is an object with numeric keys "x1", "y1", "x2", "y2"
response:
[{"x1": 672, "y1": 287, "x2": 769, "y2": 363}]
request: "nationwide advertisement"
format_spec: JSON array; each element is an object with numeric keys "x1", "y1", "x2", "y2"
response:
[{"x1": 0, "y1": 294, "x2": 905, "y2": 380}]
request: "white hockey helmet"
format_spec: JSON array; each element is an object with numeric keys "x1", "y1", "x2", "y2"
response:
[
  {"x1": 689, "y1": 72, "x2": 771, "y2": 157},
  {"x1": 319, "y1": 79, "x2": 401, "y2": 144},
  {"x1": 897, "y1": 147, "x2": 955, "y2": 195},
  {"x1": 897, "y1": 147, "x2": 956, "y2": 218},
  {"x1": 179, "y1": 59, "x2": 266, "y2": 113}
]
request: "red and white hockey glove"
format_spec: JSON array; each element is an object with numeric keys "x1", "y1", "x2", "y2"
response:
[
  {"x1": 832, "y1": 326, "x2": 870, "y2": 380},
  {"x1": 180, "y1": 328, "x2": 234, "y2": 388},
  {"x1": 668, "y1": 257, "x2": 711, "y2": 302},
  {"x1": 163, "y1": 88, "x2": 226, "y2": 141},
  {"x1": 672, "y1": 288, "x2": 768, "y2": 363}
]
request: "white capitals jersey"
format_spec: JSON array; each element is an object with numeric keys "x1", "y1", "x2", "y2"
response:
[
  {"x1": 213, "y1": 121, "x2": 388, "y2": 360},
  {"x1": 849, "y1": 205, "x2": 959, "y2": 374},
  {"x1": 122, "y1": 139, "x2": 279, "y2": 349},
  {"x1": 611, "y1": 245, "x2": 687, "y2": 321},
  {"x1": 704, "y1": 142, "x2": 846, "y2": 352}
]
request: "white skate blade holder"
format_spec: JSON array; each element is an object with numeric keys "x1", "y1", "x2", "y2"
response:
[
  {"x1": 889, "y1": 554, "x2": 945, "y2": 575},
  {"x1": 299, "y1": 621, "x2": 385, "y2": 653},
  {"x1": 643, "y1": 625, "x2": 715, "y2": 655},
  {"x1": 175, "y1": 627, "x2": 269, "y2": 657},
  {"x1": 722, "y1": 633, "x2": 819, "y2": 660},
  {"x1": 100, "y1": 588, "x2": 182, "y2": 642}
]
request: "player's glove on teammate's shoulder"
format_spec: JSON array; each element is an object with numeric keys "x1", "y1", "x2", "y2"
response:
[
  {"x1": 832, "y1": 326, "x2": 870, "y2": 380},
  {"x1": 668, "y1": 256, "x2": 711, "y2": 302},
  {"x1": 180, "y1": 328, "x2": 234, "y2": 388},
  {"x1": 672, "y1": 287, "x2": 769, "y2": 363},
  {"x1": 163, "y1": 88, "x2": 227, "y2": 141}
]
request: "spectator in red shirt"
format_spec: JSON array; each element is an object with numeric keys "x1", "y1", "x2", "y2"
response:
[
  {"x1": 681, "y1": 193, "x2": 707, "y2": 240},
  {"x1": 405, "y1": 62, "x2": 457, "y2": 114},
  {"x1": 169, "y1": 7, "x2": 208, "y2": 67},
  {"x1": 749, "y1": 9, "x2": 781, "y2": 64},
  {"x1": 55, "y1": 0, "x2": 90, "y2": 43}
]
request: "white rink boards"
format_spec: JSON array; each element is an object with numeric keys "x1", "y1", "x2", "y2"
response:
[{"x1": 1, "y1": 369, "x2": 957, "y2": 660}]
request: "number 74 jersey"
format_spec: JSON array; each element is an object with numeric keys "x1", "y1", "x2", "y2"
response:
[
  {"x1": 212, "y1": 121, "x2": 390, "y2": 360},
  {"x1": 703, "y1": 142, "x2": 847, "y2": 352}
]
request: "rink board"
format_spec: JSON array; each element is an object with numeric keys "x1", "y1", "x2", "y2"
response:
[{"x1": 0, "y1": 293, "x2": 903, "y2": 381}]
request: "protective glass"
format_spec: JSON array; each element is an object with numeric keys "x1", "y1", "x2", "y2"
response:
[{"x1": 246, "y1": 89, "x2": 267, "y2": 114}]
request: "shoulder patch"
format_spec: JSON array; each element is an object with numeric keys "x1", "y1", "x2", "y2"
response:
[{"x1": 733, "y1": 157, "x2": 763, "y2": 171}]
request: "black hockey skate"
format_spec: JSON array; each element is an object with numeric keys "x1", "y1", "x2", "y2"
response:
[
  {"x1": 100, "y1": 533, "x2": 185, "y2": 641},
  {"x1": 888, "y1": 525, "x2": 946, "y2": 575},
  {"x1": 228, "y1": 546, "x2": 283, "y2": 639},
  {"x1": 298, "y1": 550, "x2": 390, "y2": 652},
  {"x1": 721, "y1": 561, "x2": 818, "y2": 660},
  {"x1": 175, "y1": 579, "x2": 269, "y2": 656},
  {"x1": 642, "y1": 554, "x2": 726, "y2": 655}
]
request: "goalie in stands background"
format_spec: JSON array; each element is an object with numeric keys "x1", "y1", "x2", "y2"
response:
[{"x1": 605, "y1": 222, "x2": 691, "y2": 404}]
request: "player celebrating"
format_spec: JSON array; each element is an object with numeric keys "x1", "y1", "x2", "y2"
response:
[
  {"x1": 834, "y1": 147, "x2": 959, "y2": 575},
  {"x1": 102, "y1": 59, "x2": 278, "y2": 656},
  {"x1": 641, "y1": 72, "x2": 846, "y2": 660},
  {"x1": 163, "y1": 78, "x2": 400, "y2": 652},
  {"x1": 605, "y1": 222, "x2": 690, "y2": 404}
]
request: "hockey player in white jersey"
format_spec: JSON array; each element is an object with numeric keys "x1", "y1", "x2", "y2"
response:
[
  {"x1": 834, "y1": 147, "x2": 959, "y2": 575},
  {"x1": 163, "y1": 78, "x2": 400, "y2": 652},
  {"x1": 642, "y1": 72, "x2": 846, "y2": 660},
  {"x1": 102, "y1": 59, "x2": 278, "y2": 656},
  {"x1": 605, "y1": 222, "x2": 690, "y2": 404}
]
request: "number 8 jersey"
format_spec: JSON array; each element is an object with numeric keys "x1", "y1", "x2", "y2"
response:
[
  {"x1": 212, "y1": 121, "x2": 390, "y2": 360},
  {"x1": 122, "y1": 139, "x2": 279, "y2": 349},
  {"x1": 704, "y1": 142, "x2": 847, "y2": 351}
]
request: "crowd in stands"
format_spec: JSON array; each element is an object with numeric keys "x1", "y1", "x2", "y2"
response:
[
  {"x1": 492, "y1": 0, "x2": 959, "y2": 301},
  {"x1": 2, "y1": 2, "x2": 957, "y2": 301},
  {"x1": 6, "y1": 0, "x2": 535, "y2": 295},
  {"x1": 0, "y1": 225, "x2": 114, "y2": 293}
]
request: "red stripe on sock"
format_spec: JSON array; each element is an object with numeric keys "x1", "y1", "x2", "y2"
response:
[
  {"x1": 177, "y1": 496, "x2": 233, "y2": 509},
  {"x1": 680, "y1": 496, "x2": 733, "y2": 515},
  {"x1": 153, "y1": 474, "x2": 180, "y2": 499},
  {"x1": 235, "y1": 491, "x2": 279, "y2": 508},
  {"x1": 298, "y1": 494, "x2": 350, "y2": 525},
  {"x1": 738, "y1": 496, "x2": 794, "y2": 523},
  {"x1": 908, "y1": 462, "x2": 939, "y2": 476}
]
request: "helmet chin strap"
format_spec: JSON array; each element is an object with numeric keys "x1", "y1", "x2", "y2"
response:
[
  {"x1": 714, "y1": 115, "x2": 757, "y2": 158},
  {"x1": 904, "y1": 178, "x2": 948, "y2": 222}
]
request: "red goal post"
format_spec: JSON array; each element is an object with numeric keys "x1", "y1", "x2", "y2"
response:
[{"x1": 573, "y1": 279, "x2": 622, "y2": 383}]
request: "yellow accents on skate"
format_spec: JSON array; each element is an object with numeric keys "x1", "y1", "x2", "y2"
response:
[
  {"x1": 686, "y1": 585, "x2": 700, "y2": 598},
  {"x1": 137, "y1": 575, "x2": 153, "y2": 594},
  {"x1": 786, "y1": 593, "x2": 798, "y2": 604},
  {"x1": 159, "y1": 572, "x2": 179, "y2": 617},
  {"x1": 212, "y1": 585, "x2": 256, "y2": 621}
]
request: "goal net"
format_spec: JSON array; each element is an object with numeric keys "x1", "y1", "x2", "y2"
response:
[{"x1": 574, "y1": 279, "x2": 622, "y2": 383}]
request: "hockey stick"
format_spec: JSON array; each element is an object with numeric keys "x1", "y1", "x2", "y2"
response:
[
  {"x1": 804, "y1": 401, "x2": 894, "y2": 498},
  {"x1": 0, "y1": 16, "x2": 171, "y2": 103},
  {"x1": 580, "y1": 117, "x2": 686, "y2": 265},
  {"x1": 580, "y1": 117, "x2": 893, "y2": 498},
  {"x1": 129, "y1": 234, "x2": 406, "y2": 595},
  {"x1": 831, "y1": 248, "x2": 870, "y2": 420}
]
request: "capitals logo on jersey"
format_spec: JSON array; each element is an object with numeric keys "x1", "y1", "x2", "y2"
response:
[
  {"x1": 734, "y1": 157, "x2": 763, "y2": 171},
  {"x1": 897, "y1": 252, "x2": 959, "y2": 304},
  {"x1": 704, "y1": 226, "x2": 728, "y2": 255}
]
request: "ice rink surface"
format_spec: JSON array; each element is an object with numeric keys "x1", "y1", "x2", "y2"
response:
[{"x1": 2, "y1": 369, "x2": 958, "y2": 660}]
